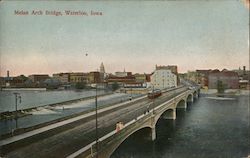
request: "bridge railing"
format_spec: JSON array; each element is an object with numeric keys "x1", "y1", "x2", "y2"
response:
[
  {"x1": 66, "y1": 106, "x2": 153, "y2": 158},
  {"x1": 154, "y1": 91, "x2": 189, "y2": 112},
  {"x1": 66, "y1": 89, "x2": 195, "y2": 158}
]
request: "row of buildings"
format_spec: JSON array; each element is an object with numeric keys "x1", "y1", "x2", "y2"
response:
[
  {"x1": 0, "y1": 63, "x2": 180, "y2": 90},
  {"x1": 106, "y1": 65, "x2": 179, "y2": 90},
  {"x1": 1, "y1": 71, "x2": 103, "y2": 88},
  {"x1": 1, "y1": 63, "x2": 248, "y2": 90},
  {"x1": 184, "y1": 66, "x2": 249, "y2": 89}
]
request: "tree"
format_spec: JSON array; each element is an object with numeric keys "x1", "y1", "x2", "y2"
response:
[
  {"x1": 111, "y1": 82, "x2": 119, "y2": 91},
  {"x1": 217, "y1": 80, "x2": 225, "y2": 94}
]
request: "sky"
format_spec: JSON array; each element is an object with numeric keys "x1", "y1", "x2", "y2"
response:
[{"x1": 0, "y1": 0, "x2": 249, "y2": 76}]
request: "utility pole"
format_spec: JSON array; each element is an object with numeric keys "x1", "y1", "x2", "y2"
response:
[
  {"x1": 95, "y1": 84, "x2": 98, "y2": 158},
  {"x1": 13, "y1": 92, "x2": 21, "y2": 130},
  {"x1": 152, "y1": 85, "x2": 155, "y2": 114},
  {"x1": 130, "y1": 87, "x2": 132, "y2": 101}
]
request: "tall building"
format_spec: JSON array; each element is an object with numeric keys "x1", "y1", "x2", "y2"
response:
[
  {"x1": 155, "y1": 65, "x2": 180, "y2": 85},
  {"x1": 100, "y1": 62, "x2": 105, "y2": 73},
  {"x1": 150, "y1": 69, "x2": 177, "y2": 89}
]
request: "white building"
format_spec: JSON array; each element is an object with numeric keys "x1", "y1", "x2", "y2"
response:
[{"x1": 150, "y1": 69, "x2": 177, "y2": 89}]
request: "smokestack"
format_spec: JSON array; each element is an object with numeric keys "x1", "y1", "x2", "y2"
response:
[
  {"x1": 7, "y1": 70, "x2": 9, "y2": 78},
  {"x1": 243, "y1": 66, "x2": 246, "y2": 75}
]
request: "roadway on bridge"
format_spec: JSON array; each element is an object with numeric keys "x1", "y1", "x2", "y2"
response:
[{"x1": 1, "y1": 87, "x2": 188, "y2": 158}]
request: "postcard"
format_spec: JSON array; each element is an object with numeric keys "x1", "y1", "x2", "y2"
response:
[{"x1": 0, "y1": 1, "x2": 249, "y2": 158}]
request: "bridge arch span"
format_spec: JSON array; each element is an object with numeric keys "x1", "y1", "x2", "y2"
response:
[
  {"x1": 186, "y1": 93, "x2": 193, "y2": 103},
  {"x1": 176, "y1": 99, "x2": 187, "y2": 109},
  {"x1": 154, "y1": 108, "x2": 176, "y2": 124},
  {"x1": 193, "y1": 91, "x2": 198, "y2": 100},
  {"x1": 106, "y1": 125, "x2": 153, "y2": 158}
]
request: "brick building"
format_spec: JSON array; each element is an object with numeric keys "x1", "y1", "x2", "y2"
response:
[
  {"x1": 28, "y1": 74, "x2": 50, "y2": 84},
  {"x1": 208, "y1": 70, "x2": 239, "y2": 89}
]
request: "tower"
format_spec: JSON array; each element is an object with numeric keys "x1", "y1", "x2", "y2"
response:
[{"x1": 100, "y1": 62, "x2": 105, "y2": 73}]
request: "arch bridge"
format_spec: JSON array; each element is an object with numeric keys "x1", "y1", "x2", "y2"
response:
[{"x1": 67, "y1": 88, "x2": 199, "y2": 158}]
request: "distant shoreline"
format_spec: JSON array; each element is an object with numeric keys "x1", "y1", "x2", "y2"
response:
[
  {"x1": 200, "y1": 89, "x2": 250, "y2": 96},
  {"x1": 1, "y1": 88, "x2": 47, "y2": 91}
]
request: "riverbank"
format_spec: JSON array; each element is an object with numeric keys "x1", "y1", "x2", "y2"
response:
[
  {"x1": 200, "y1": 89, "x2": 250, "y2": 96},
  {"x1": 0, "y1": 93, "x2": 143, "y2": 140},
  {"x1": 1, "y1": 88, "x2": 47, "y2": 91}
]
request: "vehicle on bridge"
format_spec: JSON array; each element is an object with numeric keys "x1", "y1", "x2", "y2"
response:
[{"x1": 147, "y1": 89, "x2": 162, "y2": 99}]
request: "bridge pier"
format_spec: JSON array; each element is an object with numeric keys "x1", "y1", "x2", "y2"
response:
[
  {"x1": 194, "y1": 93, "x2": 198, "y2": 100},
  {"x1": 151, "y1": 127, "x2": 156, "y2": 141},
  {"x1": 189, "y1": 97, "x2": 194, "y2": 103}
]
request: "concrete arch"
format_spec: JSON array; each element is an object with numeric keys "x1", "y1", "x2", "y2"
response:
[
  {"x1": 154, "y1": 108, "x2": 176, "y2": 126},
  {"x1": 193, "y1": 91, "x2": 198, "y2": 100},
  {"x1": 186, "y1": 93, "x2": 193, "y2": 103},
  {"x1": 176, "y1": 99, "x2": 187, "y2": 109},
  {"x1": 106, "y1": 125, "x2": 153, "y2": 158}
]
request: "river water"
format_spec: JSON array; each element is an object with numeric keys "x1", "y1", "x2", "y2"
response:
[
  {"x1": 111, "y1": 94, "x2": 250, "y2": 158},
  {"x1": 0, "y1": 89, "x2": 109, "y2": 113}
]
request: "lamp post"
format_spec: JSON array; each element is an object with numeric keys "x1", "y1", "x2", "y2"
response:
[
  {"x1": 95, "y1": 84, "x2": 98, "y2": 158},
  {"x1": 13, "y1": 92, "x2": 21, "y2": 130}
]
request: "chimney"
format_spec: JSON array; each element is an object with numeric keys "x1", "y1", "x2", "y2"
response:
[
  {"x1": 243, "y1": 66, "x2": 246, "y2": 75},
  {"x1": 7, "y1": 70, "x2": 9, "y2": 78}
]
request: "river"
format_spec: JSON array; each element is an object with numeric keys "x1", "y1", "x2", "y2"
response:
[
  {"x1": 111, "y1": 94, "x2": 250, "y2": 158},
  {"x1": 0, "y1": 89, "x2": 109, "y2": 113}
]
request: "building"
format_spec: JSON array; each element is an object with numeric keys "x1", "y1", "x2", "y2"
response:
[
  {"x1": 28, "y1": 74, "x2": 50, "y2": 84},
  {"x1": 53, "y1": 73, "x2": 70, "y2": 83},
  {"x1": 233, "y1": 66, "x2": 250, "y2": 81},
  {"x1": 150, "y1": 69, "x2": 177, "y2": 89},
  {"x1": 115, "y1": 70, "x2": 132, "y2": 77},
  {"x1": 107, "y1": 75, "x2": 136, "y2": 85},
  {"x1": 69, "y1": 72, "x2": 88, "y2": 83},
  {"x1": 155, "y1": 65, "x2": 180, "y2": 85},
  {"x1": 134, "y1": 73, "x2": 147, "y2": 83},
  {"x1": 0, "y1": 77, "x2": 5, "y2": 87},
  {"x1": 123, "y1": 82, "x2": 146, "y2": 88},
  {"x1": 156, "y1": 65, "x2": 178, "y2": 74},
  {"x1": 186, "y1": 71, "x2": 198, "y2": 83},
  {"x1": 208, "y1": 69, "x2": 239, "y2": 89},
  {"x1": 145, "y1": 74, "x2": 151, "y2": 82},
  {"x1": 196, "y1": 69, "x2": 211, "y2": 87},
  {"x1": 88, "y1": 71, "x2": 101, "y2": 83},
  {"x1": 234, "y1": 66, "x2": 250, "y2": 89}
]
